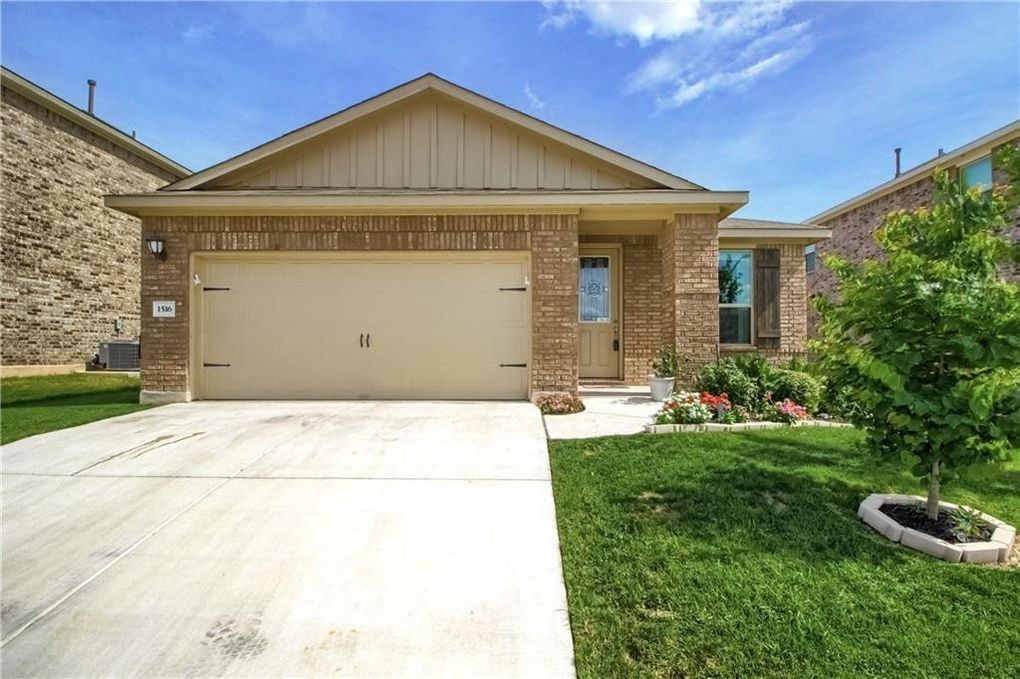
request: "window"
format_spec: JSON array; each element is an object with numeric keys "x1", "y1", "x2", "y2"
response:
[
  {"x1": 805, "y1": 244, "x2": 816, "y2": 273},
  {"x1": 579, "y1": 256, "x2": 610, "y2": 322},
  {"x1": 719, "y1": 250, "x2": 752, "y2": 344},
  {"x1": 961, "y1": 156, "x2": 992, "y2": 192}
]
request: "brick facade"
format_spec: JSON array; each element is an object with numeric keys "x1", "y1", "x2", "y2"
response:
[
  {"x1": 139, "y1": 214, "x2": 578, "y2": 398},
  {"x1": 809, "y1": 142, "x2": 1020, "y2": 335},
  {"x1": 1, "y1": 85, "x2": 179, "y2": 369},
  {"x1": 663, "y1": 213, "x2": 720, "y2": 380}
]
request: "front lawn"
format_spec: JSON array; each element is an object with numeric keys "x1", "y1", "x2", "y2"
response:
[
  {"x1": 550, "y1": 428, "x2": 1020, "y2": 678},
  {"x1": 1, "y1": 373, "x2": 152, "y2": 444}
]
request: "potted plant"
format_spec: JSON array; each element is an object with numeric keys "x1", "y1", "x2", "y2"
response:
[{"x1": 649, "y1": 343, "x2": 680, "y2": 401}]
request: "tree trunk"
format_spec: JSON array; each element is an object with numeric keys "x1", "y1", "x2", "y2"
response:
[{"x1": 926, "y1": 460, "x2": 941, "y2": 520}]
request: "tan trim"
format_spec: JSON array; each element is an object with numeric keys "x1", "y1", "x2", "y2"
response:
[
  {"x1": 164, "y1": 73, "x2": 700, "y2": 192},
  {"x1": 808, "y1": 120, "x2": 1020, "y2": 224},
  {"x1": 1, "y1": 66, "x2": 190, "y2": 178},
  {"x1": 105, "y1": 189, "x2": 748, "y2": 218},
  {"x1": 0, "y1": 364, "x2": 83, "y2": 378},
  {"x1": 719, "y1": 226, "x2": 831, "y2": 244}
]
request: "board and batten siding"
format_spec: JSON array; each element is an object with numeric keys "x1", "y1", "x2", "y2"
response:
[{"x1": 212, "y1": 93, "x2": 657, "y2": 191}]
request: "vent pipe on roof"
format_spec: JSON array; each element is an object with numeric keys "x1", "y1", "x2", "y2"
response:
[
  {"x1": 894, "y1": 147, "x2": 902, "y2": 178},
  {"x1": 87, "y1": 79, "x2": 96, "y2": 115},
  {"x1": 938, "y1": 148, "x2": 945, "y2": 157}
]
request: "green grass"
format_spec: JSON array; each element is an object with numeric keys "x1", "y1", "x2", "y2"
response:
[
  {"x1": 1, "y1": 373, "x2": 153, "y2": 444},
  {"x1": 550, "y1": 428, "x2": 1020, "y2": 678}
]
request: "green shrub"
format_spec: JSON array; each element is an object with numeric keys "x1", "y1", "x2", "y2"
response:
[
  {"x1": 730, "y1": 353, "x2": 779, "y2": 397},
  {"x1": 770, "y1": 369, "x2": 823, "y2": 412},
  {"x1": 695, "y1": 359, "x2": 758, "y2": 407}
]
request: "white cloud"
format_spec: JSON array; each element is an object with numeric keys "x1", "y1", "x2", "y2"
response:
[
  {"x1": 543, "y1": 1, "x2": 811, "y2": 109},
  {"x1": 182, "y1": 24, "x2": 213, "y2": 40},
  {"x1": 541, "y1": 0, "x2": 703, "y2": 44},
  {"x1": 523, "y1": 82, "x2": 546, "y2": 110}
]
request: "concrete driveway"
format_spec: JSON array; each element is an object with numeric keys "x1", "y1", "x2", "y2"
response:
[{"x1": 1, "y1": 402, "x2": 574, "y2": 678}]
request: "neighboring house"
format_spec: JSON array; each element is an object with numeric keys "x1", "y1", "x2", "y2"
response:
[
  {"x1": 806, "y1": 120, "x2": 1020, "y2": 335},
  {"x1": 1, "y1": 66, "x2": 189, "y2": 375},
  {"x1": 107, "y1": 74, "x2": 829, "y2": 403}
]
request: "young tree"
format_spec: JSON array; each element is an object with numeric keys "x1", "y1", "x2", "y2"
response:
[{"x1": 813, "y1": 147, "x2": 1020, "y2": 519}]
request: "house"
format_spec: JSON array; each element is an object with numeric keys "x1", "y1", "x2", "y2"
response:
[
  {"x1": 1, "y1": 67, "x2": 189, "y2": 375},
  {"x1": 106, "y1": 74, "x2": 829, "y2": 403},
  {"x1": 806, "y1": 120, "x2": 1020, "y2": 334}
]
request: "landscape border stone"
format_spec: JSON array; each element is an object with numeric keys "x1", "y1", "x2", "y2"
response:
[
  {"x1": 858, "y1": 493, "x2": 1016, "y2": 564},
  {"x1": 643, "y1": 420, "x2": 853, "y2": 434}
]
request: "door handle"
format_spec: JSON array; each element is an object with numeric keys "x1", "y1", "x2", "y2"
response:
[
  {"x1": 360, "y1": 333, "x2": 364, "y2": 348},
  {"x1": 366, "y1": 333, "x2": 371, "y2": 348}
]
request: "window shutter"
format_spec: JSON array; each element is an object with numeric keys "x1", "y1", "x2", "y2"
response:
[{"x1": 755, "y1": 247, "x2": 781, "y2": 341}]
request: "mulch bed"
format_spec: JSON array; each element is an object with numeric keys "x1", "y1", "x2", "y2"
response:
[{"x1": 880, "y1": 503, "x2": 994, "y2": 544}]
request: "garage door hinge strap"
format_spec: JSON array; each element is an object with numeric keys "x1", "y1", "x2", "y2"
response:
[
  {"x1": 202, "y1": 287, "x2": 231, "y2": 291},
  {"x1": 498, "y1": 286, "x2": 527, "y2": 291},
  {"x1": 203, "y1": 363, "x2": 231, "y2": 367},
  {"x1": 499, "y1": 363, "x2": 527, "y2": 368}
]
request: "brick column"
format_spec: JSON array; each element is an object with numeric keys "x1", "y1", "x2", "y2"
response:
[
  {"x1": 530, "y1": 214, "x2": 579, "y2": 395},
  {"x1": 779, "y1": 243, "x2": 807, "y2": 357},
  {"x1": 139, "y1": 217, "x2": 191, "y2": 403},
  {"x1": 661, "y1": 213, "x2": 720, "y2": 382}
]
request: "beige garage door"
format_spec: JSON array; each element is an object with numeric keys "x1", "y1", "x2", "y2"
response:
[{"x1": 195, "y1": 254, "x2": 530, "y2": 400}]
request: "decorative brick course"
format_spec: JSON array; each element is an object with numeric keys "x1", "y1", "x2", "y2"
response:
[
  {"x1": 140, "y1": 214, "x2": 578, "y2": 397},
  {"x1": 1, "y1": 86, "x2": 179, "y2": 368}
]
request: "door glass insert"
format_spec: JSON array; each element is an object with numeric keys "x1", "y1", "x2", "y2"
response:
[{"x1": 579, "y1": 256, "x2": 611, "y2": 322}]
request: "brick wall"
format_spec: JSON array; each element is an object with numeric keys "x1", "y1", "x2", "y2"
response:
[
  {"x1": 579, "y1": 234, "x2": 661, "y2": 384},
  {"x1": 140, "y1": 214, "x2": 578, "y2": 398},
  {"x1": 1, "y1": 86, "x2": 178, "y2": 368},
  {"x1": 809, "y1": 142, "x2": 1020, "y2": 335},
  {"x1": 662, "y1": 213, "x2": 720, "y2": 381}
]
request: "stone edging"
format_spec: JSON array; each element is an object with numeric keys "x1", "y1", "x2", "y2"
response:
[
  {"x1": 858, "y1": 493, "x2": 1016, "y2": 564},
  {"x1": 643, "y1": 420, "x2": 853, "y2": 434}
]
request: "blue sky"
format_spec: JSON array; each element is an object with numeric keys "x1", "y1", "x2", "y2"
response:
[{"x1": 2, "y1": 1, "x2": 1017, "y2": 221}]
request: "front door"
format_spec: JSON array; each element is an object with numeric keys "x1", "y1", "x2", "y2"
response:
[{"x1": 578, "y1": 247, "x2": 620, "y2": 379}]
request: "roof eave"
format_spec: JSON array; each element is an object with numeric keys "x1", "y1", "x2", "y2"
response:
[
  {"x1": 105, "y1": 189, "x2": 748, "y2": 219},
  {"x1": 807, "y1": 119, "x2": 1020, "y2": 224},
  {"x1": 0, "y1": 66, "x2": 190, "y2": 178},
  {"x1": 719, "y1": 226, "x2": 831, "y2": 244}
]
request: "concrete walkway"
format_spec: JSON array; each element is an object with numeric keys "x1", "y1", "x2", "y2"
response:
[
  {"x1": 1, "y1": 402, "x2": 575, "y2": 678},
  {"x1": 543, "y1": 386, "x2": 659, "y2": 439}
]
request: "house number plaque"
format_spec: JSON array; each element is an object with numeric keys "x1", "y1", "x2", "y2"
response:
[{"x1": 153, "y1": 301, "x2": 176, "y2": 318}]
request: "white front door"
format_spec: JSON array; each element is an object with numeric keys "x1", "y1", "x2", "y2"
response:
[{"x1": 577, "y1": 247, "x2": 620, "y2": 379}]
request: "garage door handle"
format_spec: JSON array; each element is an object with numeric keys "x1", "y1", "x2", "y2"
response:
[
  {"x1": 499, "y1": 363, "x2": 527, "y2": 368},
  {"x1": 203, "y1": 363, "x2": 231, "y2": 368},
  {"x1": 499, "y1": 286, "x2": 527, "y2": 291},
  {"x1": 360, "y1": 333, "x2": 364, "y2": 348},
  {"x1": 366, "y1": 333, "x2": 370, "y2": 348}
]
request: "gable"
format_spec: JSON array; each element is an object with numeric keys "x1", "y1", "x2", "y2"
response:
[
  {"x1": 207, "y1": 92, "x2": 661, "y2": 191},
  {"x1": 167, "y1": 74, "x2": 702, "y2": 192}
]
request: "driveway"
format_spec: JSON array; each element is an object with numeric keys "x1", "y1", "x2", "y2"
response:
[{"x1": 1, "y1": 402, "x2": 574, "y2": 678}]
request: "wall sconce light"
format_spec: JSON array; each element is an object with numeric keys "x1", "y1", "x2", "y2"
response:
[{"x1": 145, "y1": 236, "x2": 166, "y2": 261}]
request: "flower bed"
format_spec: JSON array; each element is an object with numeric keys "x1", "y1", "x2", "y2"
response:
[{"x1": 648, "y1": 389, "x2": 851, "y2": 434}]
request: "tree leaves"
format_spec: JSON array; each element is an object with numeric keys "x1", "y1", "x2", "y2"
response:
[{"x1": 814, "y1": 145, "x2": 1020, "y2": 494}]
